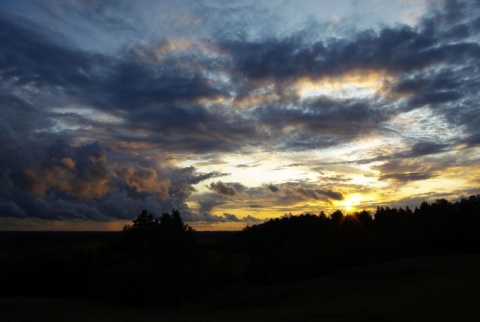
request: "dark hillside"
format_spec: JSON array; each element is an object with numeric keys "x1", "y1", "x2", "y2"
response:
[{"x1": 1, "y1": 196, "x2": 480, "y2": 312}]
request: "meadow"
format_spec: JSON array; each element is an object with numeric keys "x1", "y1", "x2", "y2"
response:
[{"x1": 2, "y1": 254, "x2": 480, "y2": 322}]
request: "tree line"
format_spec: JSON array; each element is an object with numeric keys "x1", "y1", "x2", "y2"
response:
[
  {"x1": 1, "y1": 195, "x2": 479, "y2": 307},
  {"x1": 237, "y1": 195, "x2": 480, "y2": 284}
]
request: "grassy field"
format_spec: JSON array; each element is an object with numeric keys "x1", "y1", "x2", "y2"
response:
[{"x1": 2, "y1": 254, "x2": 480, "y2": 322}]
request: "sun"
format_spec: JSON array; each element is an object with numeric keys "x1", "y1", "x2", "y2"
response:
[{"x1": 339, "y1": 194, "x2": 364, "y2": 212}]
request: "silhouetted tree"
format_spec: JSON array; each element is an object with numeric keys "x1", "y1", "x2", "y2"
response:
[
  {"x1": 236, "y1": 194, "x2": 480, "y2": 284},
  {"x1": 128, "y1": 209, "x2": 159, "y2": 231},
  {"x1": 96, "y1": 209, "x2": 200, "y2": 307}
]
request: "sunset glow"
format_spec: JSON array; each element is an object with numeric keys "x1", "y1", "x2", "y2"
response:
[
  {"x1": 1, "y1": 0, "x2": 479, "y2": 231},
  {"x1": 337, "y1": 194, "x2": 365, "y2": 212},
  {"x1": 297, "y1": 69, "x2": 394, "y2": 100}
]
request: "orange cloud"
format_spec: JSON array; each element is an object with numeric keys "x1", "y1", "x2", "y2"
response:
[{"x1": 118, "y1": 166, "x2": 170, "y2": 198}]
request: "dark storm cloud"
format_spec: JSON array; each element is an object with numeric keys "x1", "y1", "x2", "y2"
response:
[
  {"x1": 409, "y1": 142, "x2": 451, "y2": 157},
  {"x1": 318, "y1": 189, "x2": 344, "y2": 200},
  {"x1": 175, "y1": 167, "x2": 228, "y2": 185},
  {"x1": 197, "y1": 196, "x2": 226, "y2": 214},
  {"x1": 392, "y1": 68, "x2": 464, "y2": 96},
  {"x1": 267, "y1": 184, "x2": 279, "y2": 192},
  {"x1": 442, "y1": 23, "x2": 470, "y2": 39},
  {"x1": 0, "y1": 177, "x2": 110, "y2": 221},
  {"x1": 0, "y1": 14, "x2": 223, "y2": 109},
  {"x1": 379, "y1": 172, "x2": 434, "y2": 182},
  {"x1": 2, "y1": 0, "x2": 479, "y2": 156},
  {"x1": 473, "y1": 16, "x2": 480, "y2": 31},
  {"x1": 463, "y1": 133, "x2": 480, "y2": 147},
  {"x1": 208, "y1": 181, "x2": 238, "y2": 196},
  {"x1": 0, "y1": 200, "x2": 26, "y2": 218},
  {"x1": 192, "y1": 192, "x2": 262, "y2": 223},
  {"x1": 0, "y1": 137, "x2": 109, "y2": 199},
  {"x1": 408, "y1": 90, "x2": 462, "y2": 108},
  {"x1": 223, "y1": 213, "x2": 240, "y2": 222},
  {"x1": 0, "y1": 15, "x2": 104, "y2": 89},
  {"x1": 115, "y1": 166, "x2": 170, "y2": 198},
  {"x1": 217, "y1": 0, "x2": 480, "y2": 148},
  {"x1": 108, "y1": 165, "x2": 237, "y2": 222},
  {"x1": 195, "y1": 211, "x2": 262, "y2": 224},
  {"x1": 255, "y1": 98, "x2": 386, "y2": 150},
  {"x1": 263, "y1": 183, "x2": 344, "y2": 205},
  {"x1": 0, "y1": 13, "x2": 259, "y2": 154},
  {"x1": 117, "y1": 104, "x2": 259, "y2": 154},
  {"x1": 221, "y1": 23, "x2": 478, "y2": 82},
  {"x1": 103, "y1": 59, "x2": 225, "y2": 110},
  {"x1": 0, "y1": 94, "x2": 52, "y2": 143},
  {"x1": 220, "y1": 213, "x2": 262, "y2": 223},
  {"x1": 197, "y1": 181, "x2": 344, "y2": 214},
  {"x1": 371, "y1": 155, "x2": 460, "y2": 184},
  {"x1": 0, "y1": 137, "x2": 251, "y2": 223},
  {"x1": 0, "y1": 139, "x2": 113, "y2": 221},
  {"x1": 1, "y1": 0, "x2": 479, "y2": 225}
]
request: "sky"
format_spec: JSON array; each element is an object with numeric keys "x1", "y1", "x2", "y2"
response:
[{"x1": 0, "y1": 0, "x2": 479, "y2": 231}]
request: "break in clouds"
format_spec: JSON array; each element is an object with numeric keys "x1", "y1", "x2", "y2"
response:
[{"x1": 0, "y1": 0, "x2": 480, "y2": 228}]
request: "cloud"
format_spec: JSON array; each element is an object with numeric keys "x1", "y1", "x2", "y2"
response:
[
  {"x1": 43, "y1": 140, "x2": 111, "y2": 199},
  {"x1": 373, "y1": 158, "x2": 443, "y2": 183},
  {"x1": 208, "y1": 181, "x2": 238, "y2": 196},
  {"x1": 281, "y1": 184, "x2": 344, "y2": 202},
  {"x1": 116, "y1": 167, "x2": 170, "y2": 198},
  {"x1": 196, "y1": 194, "x2": 227, "y2": 214},
  {"x1": 267, "y1": 184, "x2": 279, "y2": 192},
  {"x1": 103, "y1": 59, "x2": 225, "y2": 110},
  {"x1": 0, "y1": 137, "x2": 243, "y2": 223},
  {"x1": 196, "y1": 180, "x2": 346, "y2": 218},
  {"x1": 222, "y1": 213, "x2": 263, "y2": 223},
  {"x1": 0, "y1": 15, "x2": 105, "y2": 90},
  {"x1": 1, "y1": 0, "x2": 480, "y2": 228},
  {"x1": 220, "y1": 21, "x2": 478, "y2": 82},
  {"x1": 242, "y1": 215, "x2": 263, "y2": 223},
  {"x1": 379, "y1": 172, "x2": 434, "y2": 182},
  {"x1": 230, "y1": 182, "x2": 345, "y2": 209},
  {"x1": 409, "y1": 142, "x2": 450, "y2": 157},
  {"x1": 188, "y1": 211, "x2": 262, "y2": 224},
  {"x1": 185, "y1": 169, "x2": 229, "y2": 185},
  {"x1": 255, "y1": 98, "x2": 386, "y2": 150},
  {"x1": 222, "y1": 213, "x2": 240, "y2": 222},
  {"x1": 0, "y1": 201, "x2": 26, "y2": 218},
  {"x1": 2, "y1": 1, "x2": 479, "y2": 157},
  {"x1": 0, "y1": 139, "x2": 110, "y2": 200}
]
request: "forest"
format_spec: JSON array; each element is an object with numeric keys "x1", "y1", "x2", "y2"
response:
[{"x1": 1, "y1": 195, "x2": 480, "y2": 319}]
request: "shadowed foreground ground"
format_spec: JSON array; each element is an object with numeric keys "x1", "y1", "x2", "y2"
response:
[{"x1": 2, "y1": 254, "x2": 480, "y2": 322}]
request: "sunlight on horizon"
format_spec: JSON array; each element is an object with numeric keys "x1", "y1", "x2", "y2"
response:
[{"x1": 336, "y1": 193, "x2": 365, "y2": 212}]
